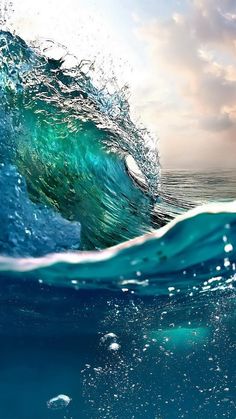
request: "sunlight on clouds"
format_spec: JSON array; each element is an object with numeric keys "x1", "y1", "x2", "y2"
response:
[{"x1": 133, "y1": 0, "x2": 236, "y2": 168}]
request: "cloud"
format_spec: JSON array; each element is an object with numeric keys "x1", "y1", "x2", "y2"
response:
[
  {"x1": 133, "y1": 0, "x2": 236, "y2": 168},
  {"x1": 192, "y1": 0, "x2": 236, "y2": 48},
  {"x1": 200, "y1": 113, "x2": 234, "y2": 132}
]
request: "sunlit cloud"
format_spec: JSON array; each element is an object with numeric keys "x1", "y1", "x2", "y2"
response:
[{"x1": 133, "y1": 0, "x2": 236, "y2": 168}]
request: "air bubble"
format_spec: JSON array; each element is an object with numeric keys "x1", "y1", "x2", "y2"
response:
[
  {"x1": 224, "y1": 243, "x2": 233, "y2": 253},
  {"x1": 47, "y1": 394, "x2": 71, "y2": 410}
]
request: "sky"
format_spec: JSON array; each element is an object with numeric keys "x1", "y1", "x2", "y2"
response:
[{"x1": 5, "y1": 0, "x2": 236, "y2": 169}]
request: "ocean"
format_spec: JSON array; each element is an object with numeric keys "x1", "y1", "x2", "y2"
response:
[
  {"x1": 0, "y1": 29, "x2": 236, "y2": 419},
  {"x1": 0, "y1": 170, "x2": 235, "y2": 419}
]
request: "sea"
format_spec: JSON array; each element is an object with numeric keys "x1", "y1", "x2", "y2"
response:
[{"x1": 0, "y1": 29, "x2": 236, "y2": 419}]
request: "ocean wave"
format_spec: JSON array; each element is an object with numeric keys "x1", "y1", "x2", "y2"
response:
[
  {"x1": 0, "y1": 30, "x2": 162, "y2": 251},
  {"x1": 0, "y1": 30, "x2": 236, "y2": 297},
  {"x1": 1, "y1": 201, "x2": 236, "y2": 296}
]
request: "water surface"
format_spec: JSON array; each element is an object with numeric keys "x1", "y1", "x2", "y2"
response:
[{"x1": 0, "y1": 170, "x2": 235, "y2": 419}]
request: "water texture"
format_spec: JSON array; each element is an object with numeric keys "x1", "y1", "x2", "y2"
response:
[{"x1": 0, "y1": 29, "x2": 236, "y2": 419}]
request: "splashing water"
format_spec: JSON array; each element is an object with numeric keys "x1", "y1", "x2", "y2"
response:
[{"x1": 0, "y1": 30, "x2": 161, "y2": 250}]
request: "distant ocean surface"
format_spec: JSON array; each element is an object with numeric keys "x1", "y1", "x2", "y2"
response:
[
  {"x1": 162, "y1": 169, "x2": 236, "y2": 204},
  {"x1": 0, "y1": 29, "x2": 236, "y2": 419}
]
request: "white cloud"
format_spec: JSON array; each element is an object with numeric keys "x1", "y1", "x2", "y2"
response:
[
  {"x1": 200, "y1": 113, "x2": 234, "y2": 132},
  {"x1": 133, "y1": 0, "x2": 236, "y2": 168}
]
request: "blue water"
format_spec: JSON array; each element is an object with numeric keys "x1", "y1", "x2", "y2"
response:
[
  {"x1": 0, "y1": 29, "x2": 236, "y2": 418},
  {"x1": 0, "y1": 243, "x2": 236, "y2": 418}
]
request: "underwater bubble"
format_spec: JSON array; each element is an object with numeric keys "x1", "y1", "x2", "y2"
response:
[
  {"x1": 101, "y1": 333, "x2": 121, "y2": 351},
  {"x1": 108, "y1": 342, "x2": 120, "y2": 351},
  {"x1": 47, "y1": 394, "x2": 71, "y2": 410},
  {"x1": 101, "y1": 332, "x2": 117, "y2": 342},
  {"x1": 224, "y1": 243, "x2": 233, "y2": 253}
]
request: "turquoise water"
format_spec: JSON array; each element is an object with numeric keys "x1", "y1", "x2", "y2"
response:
[{"x1": 0, "y1": 30, "x2": 236, "y2": 418}]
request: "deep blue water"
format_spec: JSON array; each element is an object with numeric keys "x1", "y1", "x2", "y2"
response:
[{"x1": 0, "y1": 271, "x2": 235, "y2": 419}]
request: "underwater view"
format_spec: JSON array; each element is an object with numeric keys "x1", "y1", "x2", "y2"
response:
[{"x1": 0, "y1": 1, "x2": 236, "y2": 418}]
